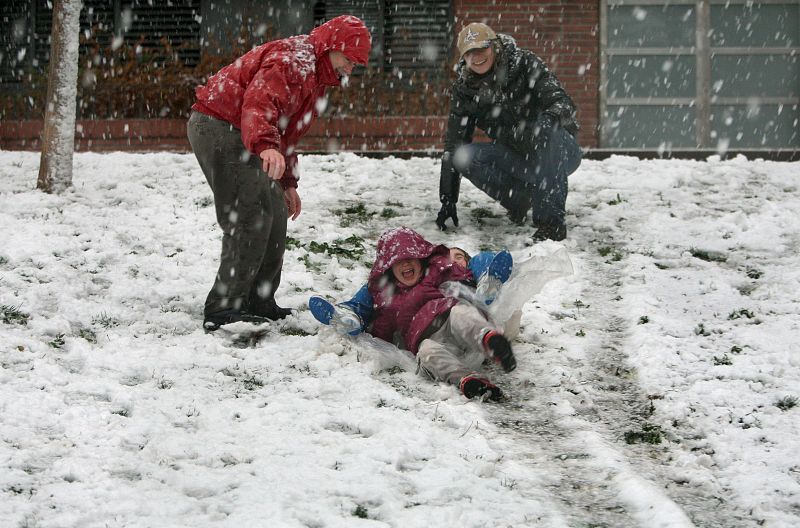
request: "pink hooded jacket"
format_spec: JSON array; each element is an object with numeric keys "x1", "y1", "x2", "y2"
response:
[{"x1": 367, "y1": 227, "x2": 472, "y2": 354}]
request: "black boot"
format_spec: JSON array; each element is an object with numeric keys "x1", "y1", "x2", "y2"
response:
[
  {"x1": 532, "y1": 221, "x2": 567, "y2": 242},
  {"x1": 507, "y1": 208, "x2": 528, "y2": 226},
  {"x1": 249, "y1": 299, "x2": 293, "y2": 321},
  {"x1": 483, "y1": 332, "x2": 517, "y2": 373},
  {"x1": 459, "y1": 375, "x2": 505, "y2": 402},
  {"x1": 203, "y1": 309, "x2": 270, "y2": 332}
]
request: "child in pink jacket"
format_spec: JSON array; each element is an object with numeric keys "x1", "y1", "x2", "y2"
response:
[{"x1": 367, "y1": 227, "x2": 515, "y2": 401}]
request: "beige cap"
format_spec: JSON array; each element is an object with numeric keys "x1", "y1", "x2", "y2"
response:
[{"x1": 457, "y1": 22, "x2": 497, "y2": 58}]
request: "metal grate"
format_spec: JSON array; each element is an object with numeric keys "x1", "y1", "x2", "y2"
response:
[
  {"x1": 0, "y1": 0, "x2": 31, "y2": 83},
  {"x1": 29, "y1": 0, "x2": 201, "y2": 68},
  {"x1": 314, "y1": 0, "x2": 451, "y2": 73},
  {"x1": 123, "y1": 0, "x2": 201, "y2": 66},
  {"x1": 384, "y1": 0, "x2": 450, "y2": 73}
]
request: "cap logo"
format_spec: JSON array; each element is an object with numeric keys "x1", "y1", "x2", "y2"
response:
[{"x1": 463, "y1": 28, "x2": 479, "y2": 44}]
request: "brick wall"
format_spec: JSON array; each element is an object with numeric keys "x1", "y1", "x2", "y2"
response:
[
  {"x1": 1, "y1": 2, "x2": 600, "y2": 152},
  {"x1": 453, "y1": 0, "x2": 600, "y2": 147},
  {"x1": 0, "y1": 117, "x2": 454, "y2": 153}
]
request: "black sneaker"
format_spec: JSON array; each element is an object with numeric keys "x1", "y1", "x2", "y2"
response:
[
  {"x1": 483, "y1": 332, "x2": 517, "y2": 372},
  {"x1": 249, "y1": 300, "x2": 293, "y2": 321},
  {"x1": 460, "y1": 375, "x2": 504, "y2": 402},
  {"x1": 532, "y1": 221, "x2": 567, "y2": 242},
  {"x1": 203, "y1": 309, "x2": 270, "y2": 332}
]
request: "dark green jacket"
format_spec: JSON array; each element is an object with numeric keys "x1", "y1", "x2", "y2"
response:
[{"x1": 439, "y1": 34, "x2": 579, "y2": 203}]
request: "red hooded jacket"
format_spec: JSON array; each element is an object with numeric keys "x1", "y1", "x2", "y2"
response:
[
  {"x1": 192, "y1": 15, "x2": 371, "y2": 189},
  {"x1": 367, "y1": 227, "x2": 472, "y2": 354}
]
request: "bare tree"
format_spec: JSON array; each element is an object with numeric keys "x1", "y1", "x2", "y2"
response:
[{"x1": 37, "y1": 0, "x2": 83, "y2": 193}]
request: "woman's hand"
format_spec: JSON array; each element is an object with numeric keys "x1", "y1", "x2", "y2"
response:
[
  {"x1": 284, "y1": 187, "x2": 301, "y2": 220},
  {"x1": 260, "y1": 149, "x2": 285, "y2": 180}
]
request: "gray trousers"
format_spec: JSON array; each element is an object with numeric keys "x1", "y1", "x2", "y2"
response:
[
  {"x1": 417, "y1": 303, "x2": 496, "y2": 387},
  {"x1": 187, "y1": 111, "x2": 288, "y2": 316}
]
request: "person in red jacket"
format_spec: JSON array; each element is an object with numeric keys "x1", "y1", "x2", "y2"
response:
[
  {"x1": 367, "y1": 227, "x2": 516, "y2": 401},
  {"x1": 187, "y1": 16, "x2": 371, "y2": 331}
]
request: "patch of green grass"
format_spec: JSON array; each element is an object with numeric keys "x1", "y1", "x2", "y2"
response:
[
  {"x1": 1, "y1": 305, "x2": 29, "y2": 325},
  {"x1": 471, "y1": 207, "x2": 498, "y2": 219},
  {"x1": 280, "y1": 327, "x2": 311, "y2": 336},
  {"x1": 624, "y1": 423, "x2": 663, "y2": 445},
  {"x1": 78, "y1": 328, "x2": 97, "y2": 343},
  {"x1": 694, "y1": 323, "x2": 711, "y2": 336},
  {"x1": 575, "y1": 329, "x2": 586, "y2": 337},
  {"x1": 285, "y1": 236, "x2": 303, "y2": 250},
  {"x1": 352, "y1": 505, "x2": 369, "y2": 519},
  {"x1": 306, "y1": 235, "x2": 366, "y2": 260},
  {"x1": 745, "y1": 267, "x2": 763, "y2": 279},
  {"x1": 194, "y1": 196, "x2": 213, "y2": 208},
  {"x1": 775, "y1": 395, "x2": 798, "y2": 411},
  {"x1": 638, "y1": 316, "x2": 649, "y2": 325},
  {"x1": 242, "y1": 374, "x2": 264, "y2": 391},
  {"x1": 607, "y1": 193, "x2": 625, "y2": 205},
  {"x1": 598, "y1": 246, "x2": 623, "y2": 261},
  {"x1": 713, "y1": 354, "x2": 733, "y2": 366},
  {"x1": 335, "y1": 203, "x2": 376, "y2": 227},
  {"x1": 6, "y1": 484, "x2": 33, "y2": 496},
  {"x1": 471, "y1": 207, "x2": 499, "y2": 226},
  {"x1": 690, "y1": 248, "x2": 727, "y2": 263},
  {"x1": 385, "y1": 200, "x2": 404, "y2": 207},
  {"x1": 730, "y1": 345, "x2": 743, "y2": 354},
  {"x1": 728, "y1": 308, "x2": 754, "y2": 320},
  {"x1": 48, "y1": 334, "x2": 66, "y2": 349},
  {"x1": 298, "y1": 254, "x2": 323, "y2": 272},
  {"x1": 92, "y1": 313, "x2": 120, "y2": 328},
  {"x1": 0, "y1": 255, "x2": 8, "y2": 265},
  {"x1": 380, "y1": 207, "x2": 399, "y2": 219}
]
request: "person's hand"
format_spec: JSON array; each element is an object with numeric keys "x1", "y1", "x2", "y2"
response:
[
  {"x1": 284, "y1": 187, "x2": 301, "y2": 220},
  {"x1": 532, "y1": 113, "x2": 556, "y2": 153},
  {"x1": 436, "y1": 200, "x2": 458, "y2": 231},
  {"x1": 260, "y1": 149, "x2": 285, "y2": 180}
]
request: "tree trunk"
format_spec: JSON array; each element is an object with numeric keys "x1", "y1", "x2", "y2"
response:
[{"x1": 37, "y1": 0, "x2": 83, "y2": 194}]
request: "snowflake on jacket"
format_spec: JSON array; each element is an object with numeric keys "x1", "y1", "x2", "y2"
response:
[
  {"x1": 440, "y1": 34, "x2": 579, "y2": 197},
  {"x1": 192, "y1": 16, "x2": 370, "y2": 190},
  {"x1": 367, "y1": 227, "x2": 472, "y2": 354}
]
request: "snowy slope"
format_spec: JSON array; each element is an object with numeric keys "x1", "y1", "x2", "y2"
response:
[{"x1": 1, "y1": 150, "x2": 798, "y2": 527}]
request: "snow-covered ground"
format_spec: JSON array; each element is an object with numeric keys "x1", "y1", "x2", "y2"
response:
[{"x1": 1, "y1": 150, "x2": 798, "y2": 527}]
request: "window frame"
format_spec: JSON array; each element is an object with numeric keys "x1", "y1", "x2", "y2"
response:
[{"x1": 600, "y1": 0, "x2": 800, "y2": 149}]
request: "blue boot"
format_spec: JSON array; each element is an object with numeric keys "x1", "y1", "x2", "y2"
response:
[{"x1": 309, "y1": 296, "x2": 363, "y2": 336}]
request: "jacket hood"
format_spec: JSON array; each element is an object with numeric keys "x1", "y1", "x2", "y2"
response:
[
  {"x1": 368, "y1": 227, "x2": 448, "y2": 283},
  {"x1": 310, "y1": 15, "x2": 372, "y2": 65}
]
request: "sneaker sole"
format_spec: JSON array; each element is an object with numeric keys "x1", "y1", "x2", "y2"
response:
[{"x1": 309, "y1": 296, "x2": 335, "y2": 325}]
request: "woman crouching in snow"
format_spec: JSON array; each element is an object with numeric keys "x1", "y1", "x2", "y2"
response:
[{"x1": 367, "y1": 227, "x2": 516, "y2": 401}]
